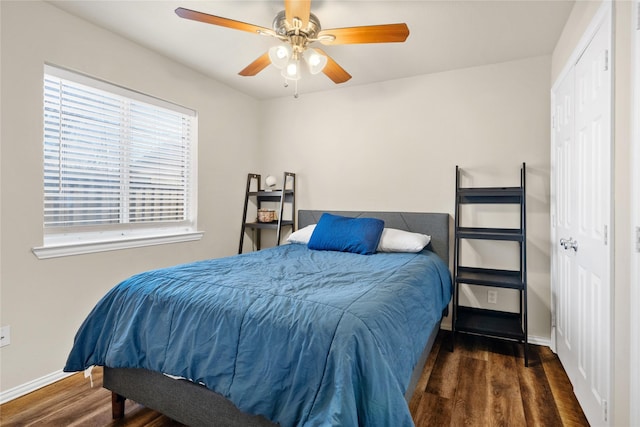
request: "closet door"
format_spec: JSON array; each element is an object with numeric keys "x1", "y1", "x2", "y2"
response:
[
  {"x1": 552, "y1": 66, "x2": 578, "y2": 389},
  {"x1": 551, "y1": 9, "x2": 612, "y2": 426}
]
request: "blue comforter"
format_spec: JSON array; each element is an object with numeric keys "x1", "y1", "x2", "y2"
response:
[{"x1": 64, "y1": 244, "x2": 451, "y2": 426}]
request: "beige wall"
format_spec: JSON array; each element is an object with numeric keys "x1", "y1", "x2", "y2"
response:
[
  {"x1": 550, "y1": 1, "x2": 633, "y2": 425},
  {"x1": 259, "y1": 55, "x2": 553, "y2": 339},
  {"x1": 0, "y1": 0, "x2": 261, "y2": 392}
]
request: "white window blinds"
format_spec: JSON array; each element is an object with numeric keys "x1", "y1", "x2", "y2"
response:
[{"x1": 43, "y1": 65, "x2": 196, "y2": 233}]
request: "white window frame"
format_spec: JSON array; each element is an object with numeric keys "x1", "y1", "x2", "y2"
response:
[{"x1": 33, "y1": 65, "x2": 202, "y2": 259}]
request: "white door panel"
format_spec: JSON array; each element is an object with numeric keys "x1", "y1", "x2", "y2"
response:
[
  {"x1": 572, "y1": 16, "x2": 611, "y2": 425},
  {"x1": 551, "y1": 8, "x2": 611, "y2": 426},
  {"x1": 553, "y1": 66, "x2": 579, "y2": 385}
]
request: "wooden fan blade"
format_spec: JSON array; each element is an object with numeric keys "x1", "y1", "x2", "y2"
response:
[
  {"x1": 285, "y1": 0, "x2": 311, "y2": 29},
  {"x1": 318, "y1": 23, "x2": 409, "y2": 45},
  {"x1": 175, "y1": 7, "x2": 271, "y2": 35},
  {"x1": 238, "y1": 52, "x2": 272, "y2": 76},
  {"x1": 315, "y1": 48, "x2": 351, "y2": 84}
]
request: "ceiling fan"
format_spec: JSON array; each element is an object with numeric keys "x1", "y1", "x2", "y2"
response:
[{"x1": 175, "y1": 1, "x2": 409, "y2": 96}]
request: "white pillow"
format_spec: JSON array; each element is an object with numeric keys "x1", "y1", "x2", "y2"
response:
[
  {"x1": 377, "y1": 228, "x2": 431, "y2": 253},
  {"x1": 287, "y1": 224, "x2": 430, "y2": 253},
  {"x1": 287, "y1": 224, "x2": 316, "y2": 244}
]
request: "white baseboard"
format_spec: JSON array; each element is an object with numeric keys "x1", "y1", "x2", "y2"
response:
[
  {"x1": 0, "y1": 369, "x2": 74, "y2": 405},
  {"x1": 528, "y1": 335, "x2": 551, "y2": 347}
]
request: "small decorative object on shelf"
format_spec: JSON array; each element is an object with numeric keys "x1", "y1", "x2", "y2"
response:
[
  {"x1": 452, "y1": 163, "x2": 528, "y2": 366},
  {"x1": 264, "y1": 175, "x2": 277, "y2": 191},
  {"x1": 257, "y1": 209, "x2": 276, "y2": 223},
  {"x1": 239, "y1": 172, "x2": 296, "y2": 254}
]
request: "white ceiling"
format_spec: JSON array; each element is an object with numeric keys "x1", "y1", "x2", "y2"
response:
[{"x1": 47, "y1": 0, "x2": 575, "y2": 100}]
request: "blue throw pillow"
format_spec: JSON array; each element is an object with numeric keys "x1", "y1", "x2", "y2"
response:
[{"x1": 307, "y1": 213, "x2": 385, "y2": 255}]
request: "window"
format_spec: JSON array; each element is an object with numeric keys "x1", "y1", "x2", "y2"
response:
[{"x1": 33, "y1": 65, "x2": 201, "y2": 259}]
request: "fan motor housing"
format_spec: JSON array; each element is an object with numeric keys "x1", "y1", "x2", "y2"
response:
[{"x1": 272, "y1": 10, "x2": 321, "y2": 39}]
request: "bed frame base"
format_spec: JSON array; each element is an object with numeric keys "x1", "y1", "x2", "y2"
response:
[{"x1": 104, "y1": 366, "x2": 276, "y2": 426}]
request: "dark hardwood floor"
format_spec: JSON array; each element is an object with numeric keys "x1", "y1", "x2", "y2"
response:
[
  {"x1": 1, "y1": 331, "x2": 588, "y2": 426},
  {"x1": 409, "y1": 331, "x2": 588, "y2": 427}
]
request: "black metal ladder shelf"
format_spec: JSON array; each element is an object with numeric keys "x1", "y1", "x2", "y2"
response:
[
  {"x1": 452, "y1": 163, "x2": 528, "y2": 366},
  {"x1": 238, "y1": 172, "x2": 296, "y2": 254}
]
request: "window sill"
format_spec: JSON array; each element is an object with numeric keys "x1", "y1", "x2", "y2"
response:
[{"x1": 32, "y1": 231, "x2": 204, "y2": 259}]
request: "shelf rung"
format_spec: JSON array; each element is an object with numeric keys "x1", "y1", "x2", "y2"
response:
[
  {"x1": 458, "y1": 187, "x2": 523, "y2": 204},
  {"x1": 456, "y1": 267, "x2": 524, "y2": 289},
  {"x1": 456, "y1": 227, "x2": 524, "y2": 241},
  {"x1": 455, "y1": 307, "x2": 525, "y2": 341},
  {"x1": 244, "y1": 220, "x2": 294, "y2": 230}
]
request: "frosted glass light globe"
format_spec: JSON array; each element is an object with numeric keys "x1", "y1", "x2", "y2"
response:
[{"x1": 275, "y1": 46, "x2": 288, "y2": 60}]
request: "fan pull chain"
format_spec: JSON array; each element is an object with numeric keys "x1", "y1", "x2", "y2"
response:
[{"x1": 282, "y1": 78, "x2": 299, "y2": 98}]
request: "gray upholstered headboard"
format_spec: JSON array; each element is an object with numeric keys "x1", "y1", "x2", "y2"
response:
[{"x1": 298, "y1": 210, "x2": 450, "y2": 266}]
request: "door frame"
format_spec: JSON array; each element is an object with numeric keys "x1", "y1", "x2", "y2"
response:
[{"x1": 630, "y1": 0, "x2": 640, "y2": 423}]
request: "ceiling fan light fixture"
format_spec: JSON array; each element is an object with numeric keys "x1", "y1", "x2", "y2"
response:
[
  {"x1": 268, "y1": 45, "x2": 291, "y2": 69},
  {"x1": 303, "y1": 48, "x2": 327, "y2": 74},
  {"x1": 175, "y1": 3, "x2": 408, "y2": 97}
]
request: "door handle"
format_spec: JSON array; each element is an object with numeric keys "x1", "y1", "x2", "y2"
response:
[{"x1": 559, "y1": 237, "x2": 578, "y2": 252}]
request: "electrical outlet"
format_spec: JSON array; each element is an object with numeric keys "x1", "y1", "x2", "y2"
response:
[
  {"x1": 487, "y1": 290, "x2": 498, "y2": 304},
  {"x1": 0, "y1": 325, "x2": 10, "y2": 348}
]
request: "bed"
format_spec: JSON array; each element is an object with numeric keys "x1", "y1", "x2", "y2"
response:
[{"x1": 64, "y1": 210, "x2": 451, "y2": 426}]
